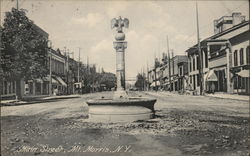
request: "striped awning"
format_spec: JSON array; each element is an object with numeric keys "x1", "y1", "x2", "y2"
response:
[
  {"x1": 237, "y1": 70, "x2": 250, "y2": 78},
  {"x1": 206, "y1": 69, "x2": 218, "y2": 81},
  {"x1": 56, "y1": 77, "x2": 67, "y2": 86}
]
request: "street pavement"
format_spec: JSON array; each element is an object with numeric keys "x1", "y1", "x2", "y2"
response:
[{"x1": 1, "y1": 91, "x2": 249, "y2": 156}]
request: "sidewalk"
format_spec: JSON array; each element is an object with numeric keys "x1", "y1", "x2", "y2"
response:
[
  {"x1": 0, "y1": 94, "x2": 81, "y2": 106},
  {"x1": 145, "y1": 90, "x2": 249, "y2": 102},
  {"x1": 205, "y1": 92, "x2": 249, "y2": 102}
]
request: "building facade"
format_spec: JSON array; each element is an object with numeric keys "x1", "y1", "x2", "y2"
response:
[
  {"x1": 148, "y1": 55, "x2": 188, "y2": 92},
  {"x1": 186, "y1": 12, "x2": 249, "y2": 95}
]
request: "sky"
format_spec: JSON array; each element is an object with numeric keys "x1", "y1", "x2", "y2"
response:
[{"x1": 1, "y1": 0, "x2": 249, "y2": 80}]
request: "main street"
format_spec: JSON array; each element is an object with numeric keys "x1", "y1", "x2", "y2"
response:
[{"x1": 1, "y1": 92, "x2": 249, "y2": 156}]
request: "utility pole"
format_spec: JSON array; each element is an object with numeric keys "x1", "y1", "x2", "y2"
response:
[
  {"x1": 154, "y1": 52, "x2": 157, "y2": 91},
  {"x1": 167, "y1": 36, "x2": 171, "y2": 92},
  {"x1": 16, "y1": 0, "x2": 19, "y2": 10},
  {"x1": 171, "y1": 50, "x2": 175, "y2": 91},
  {"x1": 147, "y1": 61, "x2": 149, "y2": 91},
  {"x1": 196, "y1": 2, "x2": 203, "y2": 95},
  {"x1": 78, "y1": 48, "x2": 81, "y2": 83}
]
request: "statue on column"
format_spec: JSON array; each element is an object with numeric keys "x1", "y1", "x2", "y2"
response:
[{"x1": 111, "y1": 16, "x2": 129, "y2": 98}]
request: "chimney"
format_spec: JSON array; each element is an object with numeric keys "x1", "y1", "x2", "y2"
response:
[
  {"x1": 232, "y1": 12, "x2": 245, "y2": 26},
  {"x1": 214, "y1": 19, "x2": 219, "y2": 34}
]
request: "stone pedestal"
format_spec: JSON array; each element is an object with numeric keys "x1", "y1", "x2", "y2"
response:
[
  {"x1": 86, "y1": 16, "x2": 157, "y2": 123},
  {"x1": 113, "y1": 35, "x2": 128, "y2": 99}
]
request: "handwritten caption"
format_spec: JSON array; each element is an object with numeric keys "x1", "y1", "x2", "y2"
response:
[{"x1": 15, "y1": 144, "x2": 132, "y2": 153}]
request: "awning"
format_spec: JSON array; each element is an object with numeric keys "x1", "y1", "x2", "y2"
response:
[
  {"x1": 206, "y1": 69, "x2": 218, "y2": 81},
  {"x1": 162, "y1": 82, "x2": 170, "y2": 86},
  {"x1": 56, "y1": 76, "x2": 67, "y2": 86},
  {"x1": 35, "y1": 78, "x2": 43, "y2": 83},
  {"x1": 237, "y1": 70, "x2": 250, "y2": 78},
  {"x1": 43, "y1": 76, "x2": 50, "y2": 81},
  {"x1": 52, "y1": 78, "x2": 59, "y2": 84},
  {"x1": 42, "y1": 76, "x2": 59, "y2": 84}
]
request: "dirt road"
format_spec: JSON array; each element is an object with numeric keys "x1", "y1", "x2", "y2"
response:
[{"x1": 1, "y1": 91, "x2": 249, "y2": 156}]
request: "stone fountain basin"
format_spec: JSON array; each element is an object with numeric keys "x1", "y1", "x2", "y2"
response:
[{"x1": 86, "y1": 97, "x2": 157, "y2": 122}]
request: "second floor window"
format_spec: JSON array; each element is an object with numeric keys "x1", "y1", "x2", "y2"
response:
[
  {"x1": 179, "y1": 67, "x2": 183, "y2": 76},
  {"x1": 197, "y1": 55, "x2": 200, "y2": 70},
  {"x1": 193, "y1": 56, "x2": 195, "y2": 71},
  {"x1": 234, "y1": 50, "x2": 238, "y2": 66},
  {"x1": 246, "y1": 46, "x2": 250, "y2": 64},
  {"x1": 204, "y1": 51, "x2": 208, "y2": 68},
  {"x1": 189, "y1": 58, "x2": 192, "y2": 72},
  {"x1": 240, "y1": 48, "x2": 244, "y2": 65}
]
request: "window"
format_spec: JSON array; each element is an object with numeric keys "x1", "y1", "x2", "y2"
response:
[
  {"x1": 189, "y1": 57, "x2": 192, "y2": 72},
  {"x1": 193, "y1": 75, "x2": 196, "y2": 90},
  {"x1": 179, "y1": 67, "x2": 183, "y2": 76},
  {"x1": 205, "y1": 51, "x2": 208, "y2": 68},
  {"x1": 197, "y1": 55, "x2": 200, "y2": 70},
  {"x1": 247, "y1": 46, "x2": 250, "y2": 64},
  {"x1": 240, "y1": 48, "x2": 244, "y2": 65},
  {"x1": 234, "y1": 50, "x2": 238, "y2": 66},
  {"x1": 193, "y1": 56, "x2": 195, "y2": 71}
]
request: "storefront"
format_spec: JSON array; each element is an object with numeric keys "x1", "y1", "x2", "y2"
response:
[{"x1": 234, "y1": 69, "x2": 250, "y2": 95}]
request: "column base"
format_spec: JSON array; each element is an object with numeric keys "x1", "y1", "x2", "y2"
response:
[{"x1": 113, "y1": 89, "x2": 129, "y2": 100}]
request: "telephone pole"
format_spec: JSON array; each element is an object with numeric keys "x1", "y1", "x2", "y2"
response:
[
  {"x1": 16, "y1": 0, "x2": 19, "y2": 10},
  {"x1": 196, "y1": 2, "x2": 203, "y2": 95},
  {"x1": 147, "y1": 61, "x2": 149, "y2": 91},
  {"x1": 171, "y1": 49, "x2": 175, "y2": 91}
]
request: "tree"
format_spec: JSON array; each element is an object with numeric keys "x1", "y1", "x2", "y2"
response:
[
  {"x1": 99, "y1": 72, "x2": 116, "y2": 90},
  {"x1": 1, "y1": 8, "x2": 48, "y2": 98},
  {"x1": 135, "y1": 73, "x2": 146, "y2": 91}
]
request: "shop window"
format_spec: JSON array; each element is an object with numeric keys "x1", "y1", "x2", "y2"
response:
[
  {"x1": 234, "y1": 50, "x2": 238, "y2": 66},
  {"x1": 12, "y1": 81, "x2": 15, "y2": 93},
  {"x1": 233, "y1": 77, "x2": 238, "y2": 89},
  {"x1": 197, "y1": 74, "x2": 200, "y2": 87},
  {"x1": 4, "y1": 81, "x2": 7, "y2": 94},
  {"x1": 240, "y1": 48, "x2": 244, "y2": 65},
  {"x1": 241, "y1": 78, "x2": 246, "y2": 89}
]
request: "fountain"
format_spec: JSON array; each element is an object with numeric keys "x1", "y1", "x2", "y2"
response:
[{"x1": 86, "y1": 17, "x2": 157, "y2": 122}]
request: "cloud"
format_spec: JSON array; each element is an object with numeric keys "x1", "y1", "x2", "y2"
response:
[
  {"x1": 106, "y1": 2, "x2": 129, "y2": 18},
  {"x1": 71, "y1": 13, "x2": 104, "y2": 27},
  {"x1": 174, "y1": 34, "x2": 196, "y2": 43},
  {"x1": 89, "y1": 39, "x2": 115, "y2": 73}
]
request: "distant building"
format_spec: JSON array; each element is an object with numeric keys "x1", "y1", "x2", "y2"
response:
[{"x1": 148, "y1": 55, "x2": 188, "y2": 92}]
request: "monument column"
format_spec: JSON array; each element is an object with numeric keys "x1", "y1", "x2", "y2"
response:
[
  {"x1": 114, "y1": 40, "x2": 127, "y2": 90},
  {"x1": 111, "y1": 16, "x2": 129, "y2": 98}
]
